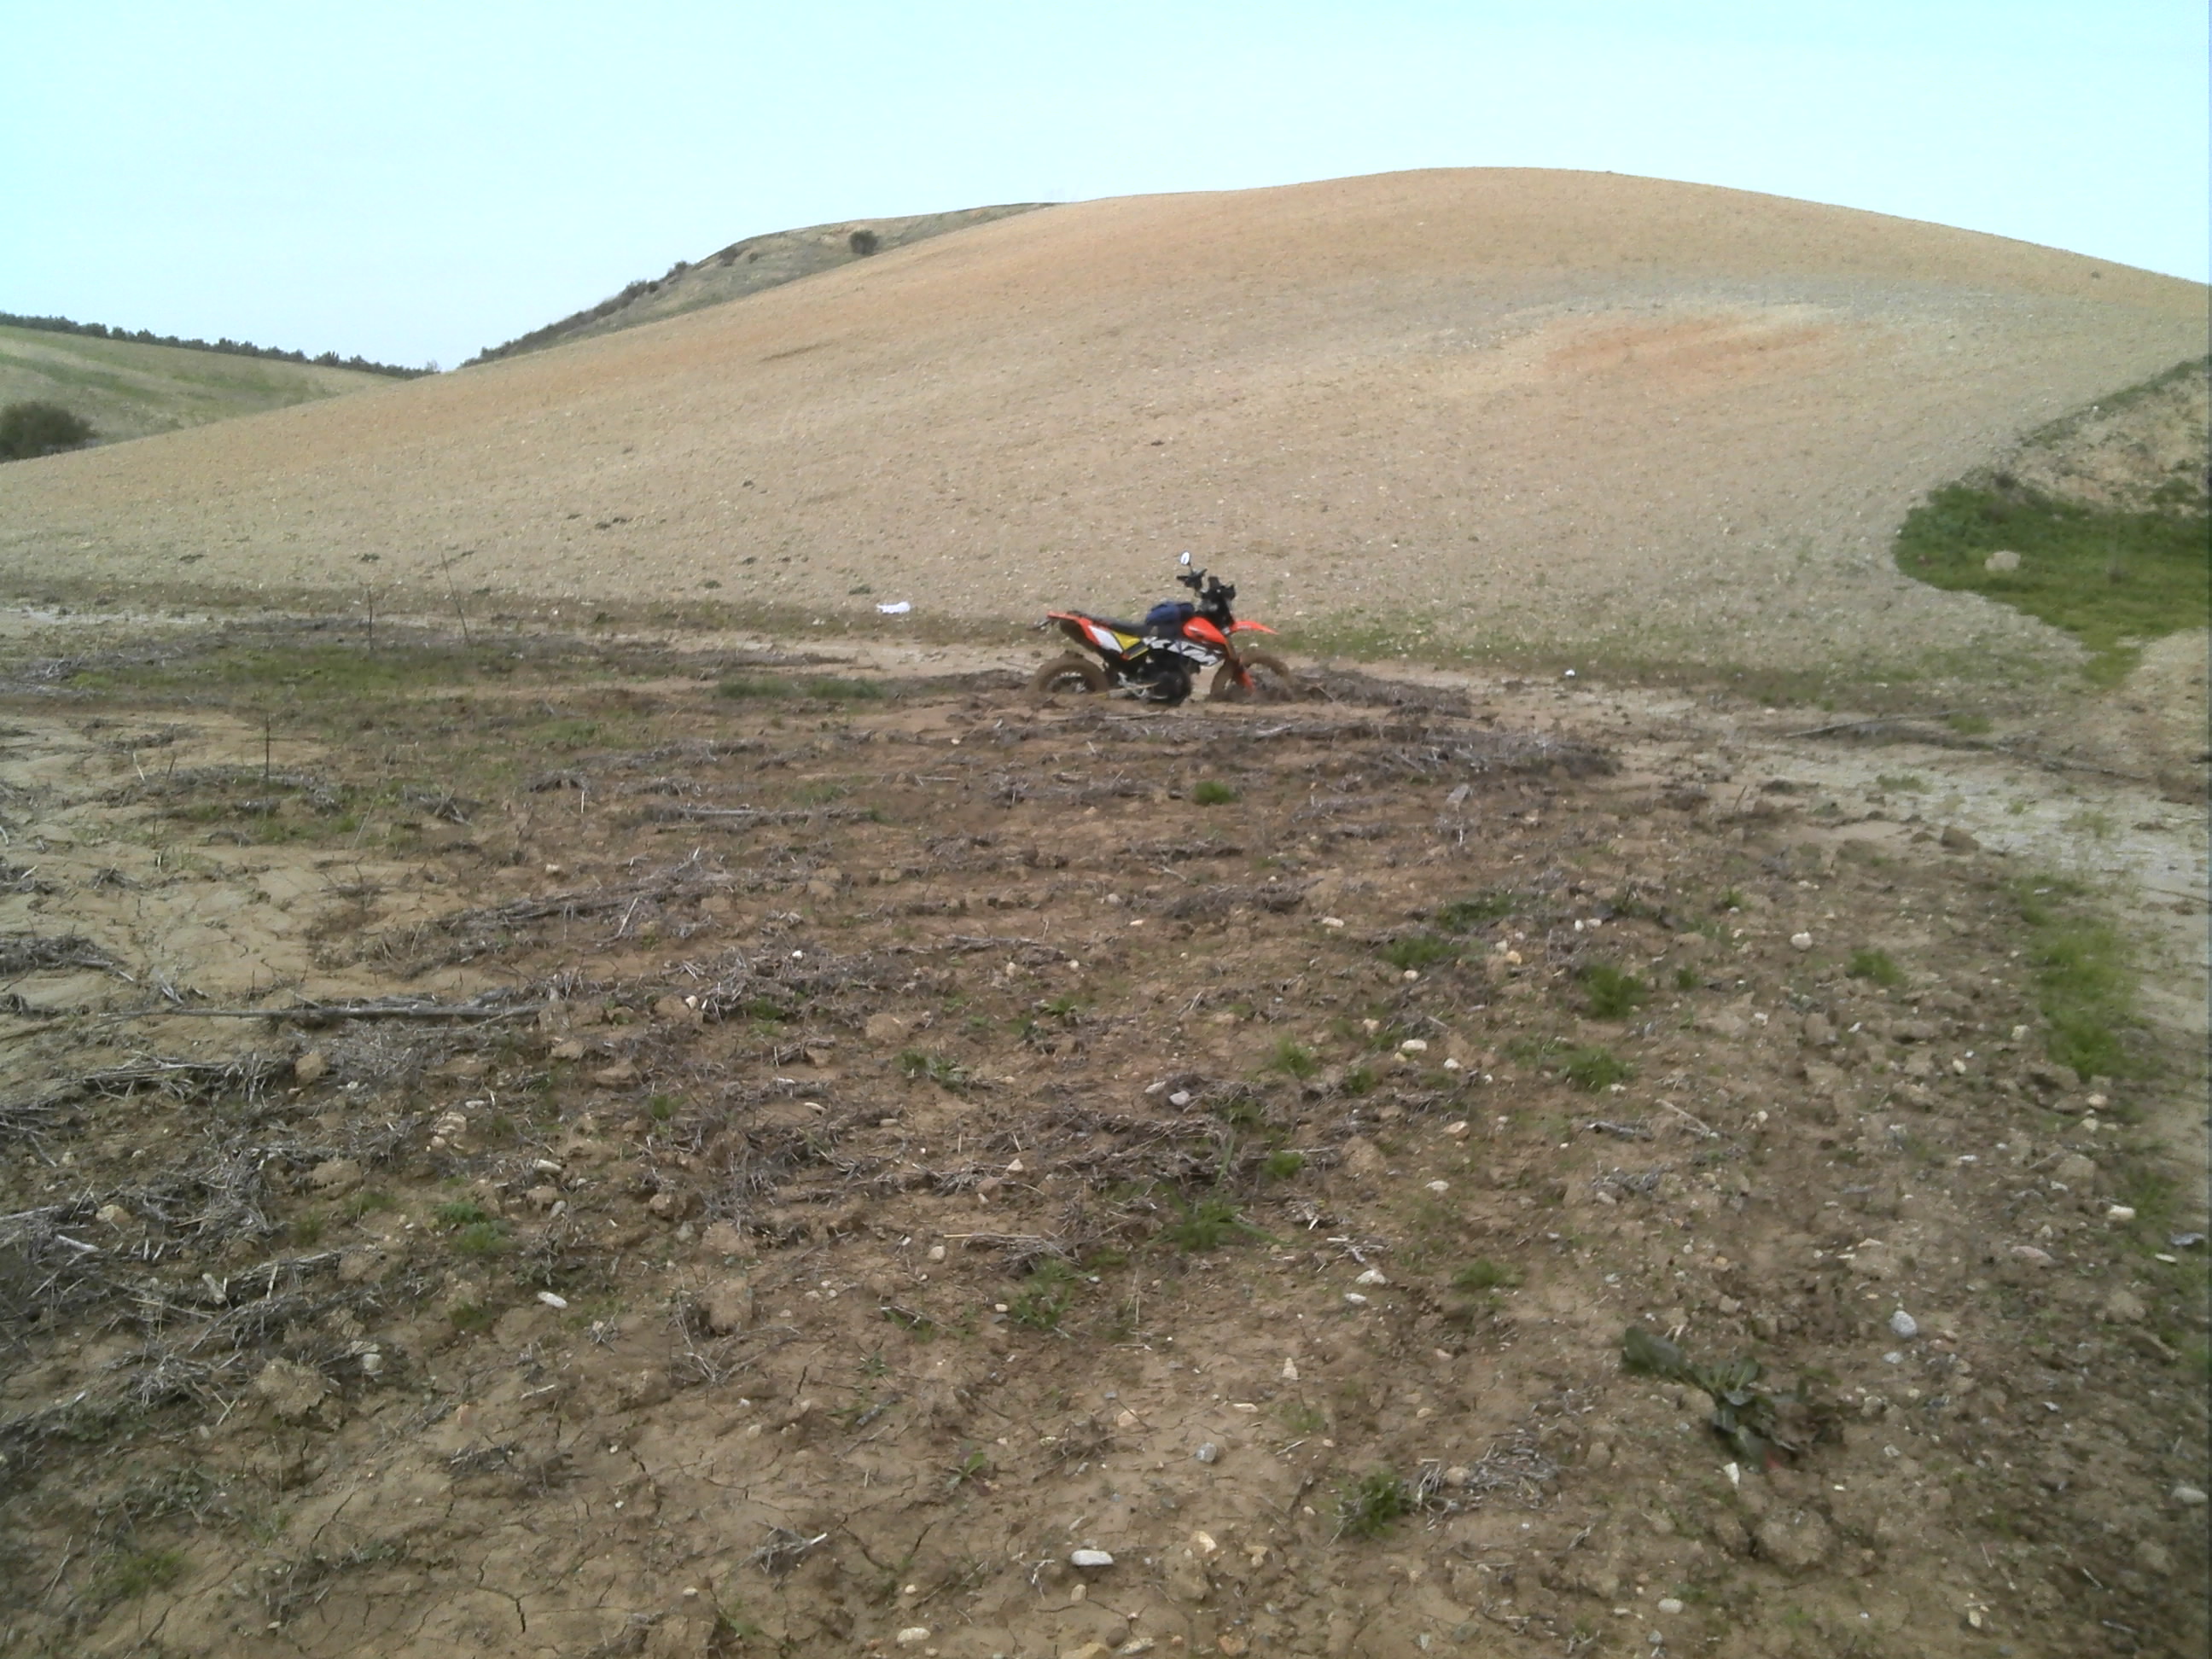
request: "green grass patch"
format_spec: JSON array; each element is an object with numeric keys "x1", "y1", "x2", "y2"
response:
[
  {"x1": 1261, "y1": 1150, "x2": 1307, "y2": 1181},
  {"x1": 1873, "y1": 773, "x2": 1928, "y2": 795},
  {"x1": 434, "y1": 1200, "x2": 491, "y2": 1228},
  {"x1": 1161, "y1": 1196, "x2": 1263, "y2": 1252},
  {"x1": 90, "y1": 1546, "x2": 186, "y2": 1603},
  {"x1": 1381, "y1": 933, "x2": 1463, "y2": 972},
  {"x1": 897, "y1": 1050, "x2": 972, "y2": 1091},
  {"x1": 1894, "y1": 476, "x2": 2209, "y2": 684},
  {"x1": 1578, "y1": 963, "x2": 1646, "y2": 1019},
  {"x1": 2012, "y1": 878, "x2": 2142, "y2": 1078},
  {"x1": 1007, "y1": 1259, "x2": 1081, "y2": 1331},
  {"x1": 1190, "y1": 779, "x2": 1240, "y2": 806},
  {"x1": 1266, "y1": 1038, "x2": 1318, "y2": 1080},
  {"x1": 1434, "y1": 889, "x2": 1518, "y2": 930},
  {"x1": 802, "y1": 676, "x2": 886, "y2": 701},
  {"x1": 716, "y1": 675, "x2": 791, "y2": 700},
  {"x1": 1452, "y1": 1258, "x2": 1523, "y2": 1292},
  {"x1": 1847, "y1": 947, "x2": 1905, "y2": 987},
  {"x1": 1562, "y1": 1045, "x2": 1633, "y2": 1091}
]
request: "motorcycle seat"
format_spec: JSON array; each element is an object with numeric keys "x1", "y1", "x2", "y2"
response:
[{"x1": 1089, "y1": 617, "x2": 1151, "y2": 639}]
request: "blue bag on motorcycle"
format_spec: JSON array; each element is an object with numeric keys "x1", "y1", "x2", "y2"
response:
[{"x1": 1143, "y1": 600, "x2": 1195, "y2": 638}]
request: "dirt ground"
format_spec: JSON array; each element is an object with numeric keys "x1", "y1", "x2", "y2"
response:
[{"x1": 0, "y1": 614, "x2": 2203, "y2": 1659}]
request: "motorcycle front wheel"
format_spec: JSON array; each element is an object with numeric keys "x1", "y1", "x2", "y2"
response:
[
  {"x1": 1031, "y1": 654, "x2": 1109, "y2": 701},
  {"x1": 1207, "y1": 651, "x2": 1300, "y2": 702}
]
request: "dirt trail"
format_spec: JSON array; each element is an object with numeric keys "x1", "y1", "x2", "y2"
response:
[{"x1": 0, "y1": 620, "x2": 2202, "y2": 1659}]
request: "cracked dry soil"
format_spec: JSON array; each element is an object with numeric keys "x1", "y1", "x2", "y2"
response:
[{"x1": 0, "y1": 637, "x2": 2204, "y2": 1659}]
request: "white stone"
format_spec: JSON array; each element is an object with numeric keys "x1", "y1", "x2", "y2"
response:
[
  {"x1": 1342, "y1": 1293, "x2": 1370, "y2": 1306},
  {"x1": 1399, "y1": 1038, "x2": 1428, "y2": 1053},
  {"x1": 1790, "y1": 932, "x2": 1813, "y2": 952},
  {"x1": 895, "y1": 1628, "x2": 931, "y2": 1646},
  {"x1": 2173, "y1": 1485, "x2": 2207, "y2": 1506},
  {"x1": 1889, "y1": 1309, "x2": 1918, "y2": 1339},
  {"x1": 2107, "y1": 1206, "x2": 2138, "y2": 1222},
  {"x1": 1426, "y1": 1180, "x2": 1450, "y2": 1195},
  {"x1": 537, "y1": 1291, "x2": 569, "y2": 1310},
  {"x1": 1320, "y1": 916, "x2": 1346, "y2": 928},
  {"x1": 1657, "y1": 1598, "x2": 1685, "y2": 1615},
  {"x1": 1070, "y1": 1549, "x2": 1115, "y2": 1569},
  {"x1": 1353, "y1": 1268, "x2": 1388, "y2": 1286}
]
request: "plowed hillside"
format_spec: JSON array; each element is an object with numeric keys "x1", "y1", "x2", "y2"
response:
[{"x1": 3, "y1": 169, "x2": 2203, "y2": 675}]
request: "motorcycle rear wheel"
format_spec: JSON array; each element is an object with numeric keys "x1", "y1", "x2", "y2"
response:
[
  {"x1": 1031, "y1": 654, "x2": 1109, "y2": 701},
  {"x1": 1208, "y1": 651, "x2": 1299, "y2": 702}
]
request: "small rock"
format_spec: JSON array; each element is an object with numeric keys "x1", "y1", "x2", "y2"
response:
[
  {"x1": 1445, "y1": 1120, "x2": 1470, "y2": 1136},
  {"x1": 1194, "y1": 1442, "x2": 1220, "y2": 1464},
  {"x1": 1755, "y1": 1508, "x2": 1836, "y2": 1572},
  {"x1": 2098, "y1": 1288, "x2": 2147, "y2": 1324},
  {"x1": 1069, "y1": 1549, "x2": 1115, "y2": 1569},
  {"x1": 650, "y1": 995, "x2": 700, "y2": 1025},
  {"x1": 2173, "y1": 1485, "x2": 2207, "y2": 1506},
  {"x1": 1939, "y1": 825, "x2": 1980, "y2": 853},
  {"x1": 1320, "y1": 916, "x2": 1346, "y2": 928},
  {"x1": 293, "y1": 1050, "x2": 329, "y2": 1086},
  {"x1": 254, "y1": 1357, "x2": 335, "y2": 1423},
  {"x1": 701, "y1": 1280, "x2": 754, "y2": 1335},
  {"x1": 537, "y1": 1290, "x2": 569, "y2": 1310},
  {"x1": 1281, "y1": 1357, "x2": 1299, "y2": 1381},
  {"x1": 1656, "y1": 1598, "x2": 1685, "y2": 1615},
  {"x1": 1983, "y1": 549, "x2": 2021, "y2": 572},
  {"x1": 308, "y1": 1157, "x2": 363, "y2": 1196},
  {"x1": 1442, "y1": 1465, "x2": 1472, "y2": 1487},
  {"x1": 1167, "y1": 1090, "x2": 1192, "y2": 1108},
  {"x1": 1425, "y1": 1179, "x2": 1450, "y2": 1194},
  {"x1": 1353, "y1": 1268, "x2": 1388, "y2": 1286},
  {"x1": 525, "y1": 1185, "x2": 561, "y2": 1210},
  {"x1": 2052, "y1": 1152, "x2": 2098, "y2": 1187},
  {"x1": 1790, "y1": 932, "x2": 1813, "y2": 952},
  {"x1": 1399, "y1": 1038, "x2": 1428, "y2": 1053},
  {"x1": 894, "y1": 1629, "x2": 931, "y2": 1648},
  {"x1": 1889, "y1": 1309, "x2": 1918, "y2": 1339},
  {"x1": 594, "y1": 1059, "x2": 639, "y2": 1087},
  {"x1": 700, "y1": 1220, "x2": 747, "y2": 1256},
  {"x1": 550, "y1": 1038, "x2": 587, "y2": 1062},
  {"x1": 2106, "y1": 1205, "x2": 2138, "y2": 1222},
  {"x1": 94, "y1": 1202, "x2": 131, "y2": 1227},
  {"x1": 2009, "y1": 1244, "x2": 2056, "y2": 1266},
  {"x1": 864, "y1": 1011, "x2": 908, "y2": 1043},
  {"x1": 1343, "y1": 1292, "x2": 1370, "y2": 1306}
]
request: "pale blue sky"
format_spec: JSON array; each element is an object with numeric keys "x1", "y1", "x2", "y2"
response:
[{"x1": 8, "y1": 2, "x2": 2205, "y2": 368}]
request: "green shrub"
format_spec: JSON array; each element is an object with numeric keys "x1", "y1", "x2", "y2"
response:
[
  {"x1": 1261, "y1": 1150, "x2": 1306, "y2": 1180},
  {"x1": 716, "y1": 676, "x2": 790, "y2": 699},
  {"x1": 1579, "y1": 964, "x2": 1646, "y2": 1019},
  {"x1": 1008, "y1": 1259, "x2": 1080, "y2": 1331},
  {"x1": 1191, "y1": 780, "x2": 1238, "y2": 806},
  {"x1": 1267, "y1": 1038, "x2": 1318, "y2": 1079},
  {"x1": 1162, "y1": 1196, "x2": 1260, "y2": 1252},
  {"x1": 434, "y1": 1200, "x2": 490, "y2": 1227},
  {"x1": 1336, "y1": 1469, "x2": 1414, "y2": 1539},
  {"x1": 803, "y1": 677, "x2": 885, "y2": 701},
  {"x1": 0, "y1": 400, "x2": 95, "y2": 460}
]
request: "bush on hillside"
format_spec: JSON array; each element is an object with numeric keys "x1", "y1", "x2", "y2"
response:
[{"x1": 0, "y1": 401, "x2": 95, "y2": 461}]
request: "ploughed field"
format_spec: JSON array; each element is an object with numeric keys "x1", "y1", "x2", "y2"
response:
[{"x1": 0, "y1": 624, "x2": 2203, "y2": 1659}]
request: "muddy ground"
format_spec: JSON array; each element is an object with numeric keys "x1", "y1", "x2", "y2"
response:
[{"x1": 0, "y1": 617, "x2": 2204, "y2": 1659}]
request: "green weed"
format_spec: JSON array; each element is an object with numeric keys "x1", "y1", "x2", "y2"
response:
[
  {"x1": 1336, "y1": 1469, "x2": 1414, "y2": 1540},
  {"x1": 1161, "y1": 1196, "x2": 1263, "y2": 1252},
  {"x1": 1579, "y1": 963, "x2": 1646, "y2": 1018},
  {"x1": 433, "y1": 1200, "x2": 490, "y2": 1227},
  {"x1": 1452, "y1": 1258, "x2": 1523, "y2": 1292},
  {"x1": 2011, "y1": 877, "x2": 2140, "y2": 1077},
  {"x1": 1874, "y1": 773, "x2": 1928, "y2": 794},
  {"x1": 1008, "y1": 1259, "x2": 1081, "y2": 1331},
  {"x1": 1382, "y1": 933, "x2": 1461, "y2": 971},
  {"x1": 1847, "y1": 947, "x2": 1905, "y2": 987},
  {"x1": 802, "y1": 677, "x2": 886, "y2": 701},
  {"x1": 1562, "y1": 1046, "x2": 1633, "y2": 1091},
  {"x1": 716, "y1": 676, "x2": 791, "y2": 700},
  {"x1": 1674, "y1": 967, "x2": 1699, "y2": 991},
  {"x1": 897, "y1": 1050, "x2": 972, "y2": 1091},
  {"x1": 1261, "y1": 1150, "x2": 1307, "y2": 1181},
  {"x1": 1267, "y1": 1038, "x2": 1318, "y2": 1079},
  {"x1": 1946, "y1": 713, "x2": 1994, "y2": 736},
  {"x1": 90, "y1": 1546, "x2": 186, "y2": 1603},
  {"x1": 451, "y1": 1221, "x2": 508, "y2": 1259},
  {"x1": 449, "y1": 1301, "x2": 495, "y2": 1332},
  {"x1": 1191, "y1": 780, "x2": 1238, "y2": 806},
  {"x1": 1435, "y1": 889, "x2": 1518, "y2": 930}
]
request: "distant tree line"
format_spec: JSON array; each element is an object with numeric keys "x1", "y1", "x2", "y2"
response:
[{"x1": 0, "y1": 311, "x2": 433, "y2": 377}]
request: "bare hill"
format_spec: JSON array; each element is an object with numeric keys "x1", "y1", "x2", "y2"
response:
[
  {"x1": 466, "y1": 203, "x2": 1048, "y2": 364},
  {"x1": 0, "y1": 324, "x2": 397, "y2": 448},
  {"x1": 2, "y1": 170, "x2": 2203, "y2": 677}
]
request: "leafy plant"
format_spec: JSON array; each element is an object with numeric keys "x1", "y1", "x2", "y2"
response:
[
  {"x1": 1621, "y1": 1326, "x2": 1825, "y2": 1467},
  {"x1": 1191, "y1": 779, "x2": 1238, "y2": 806},
  {"x1": 1674, "y1": 967, "x2": 1699, "y2": 991},
  {"x1": 1873, "y1": 773, "x2": 1928, "y2": 794},
  {"x1": 451, "y1": 1221, "x2": 508, "y2": 1258},
  {"x1": 1261, "y1": 1150, "x2": 1307, "y2": 1181},
  {"x1": 434, "y1": 1200, "x2": 490, "y2": 1227},
  {"x1": 897, "y1": 1050, "x2": 972, "y2": 1091},
  {"x1": 1267, "y1": 1038, "x2": 1318, "y2": 1079}
]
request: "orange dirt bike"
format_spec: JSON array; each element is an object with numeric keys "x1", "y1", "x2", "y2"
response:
[{"x1": 1032, "y1": 553, "x2": 1297, "y2": 705}]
